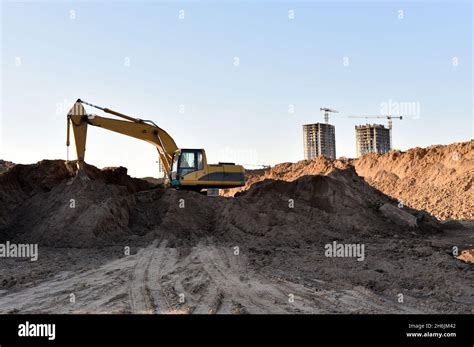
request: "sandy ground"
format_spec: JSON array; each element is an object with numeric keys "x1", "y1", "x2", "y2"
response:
[
  {"x1": 0, "y1": 223, "x2": 472, "y2": 314},
  {"x1": 0, "y1": 142, "x2": 472, "y2": 314}
]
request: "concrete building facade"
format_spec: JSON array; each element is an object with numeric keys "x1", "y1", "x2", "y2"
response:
[
  {"x1": 157, "y1": 159, "x2": 165, "y2": 177},
  {"x1": 355, "y1": 123, "x2": 391, "y2": 157},
  {"x1": 303, "y1": 123, "x2": 336, "y2": 160}
]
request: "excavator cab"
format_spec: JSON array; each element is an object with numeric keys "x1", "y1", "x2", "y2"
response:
[
  {"x1": 170, "y1": 148, "x2": 245, "y2": 190},
  {"x1": 170, "y1": 149, "x2": 204, "y2": 185}
]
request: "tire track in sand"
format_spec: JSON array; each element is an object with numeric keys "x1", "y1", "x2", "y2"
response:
[{"x1": 128, "y1": 239, "x2": 159, "y2": 314}]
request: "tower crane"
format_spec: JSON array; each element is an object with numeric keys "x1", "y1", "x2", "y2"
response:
[{"x1": 320, "y1": 107, "x2": 339, "y2": 124}]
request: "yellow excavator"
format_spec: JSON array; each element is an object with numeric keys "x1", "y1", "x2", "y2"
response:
[{"x1": 66, "y1": 99, "x2": 245, "y2": 191}]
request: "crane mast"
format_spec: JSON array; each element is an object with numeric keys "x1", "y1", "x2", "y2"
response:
[{"x1": 320, "y1": 107, "x2": 339, "y2": 124}]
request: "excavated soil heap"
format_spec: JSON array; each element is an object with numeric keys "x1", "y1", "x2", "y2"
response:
[
  {"x1": 1, "y1": 157, "x2": 472, "y2": 314},
  {"x1": 223, "y1": 140, "x2": 473, "y2": 221},
  {"x1": 0, "y1": 160, "x2": 15, "y2": 174},
  {"x1": 457, "y1": 249, "x2": 474, "y2": 264},
  {"x1": 354, "y1": 140, "x2": 473, "y2": 221},
  {"x1": 216, "y1": 167, "x2": 442, "y2": 250},
  {"x1": 0, "y1": 160, "x2": 154, "y2": 247},
  {"x1": 124, "y1": 163, "x2": 444, "y2": 261},
  {"x1": 0, "y1": 158, "x2": 443, "y2": 249},
  {"x1": 221, "y1": 156, "x2": 351, "y2": 197}
]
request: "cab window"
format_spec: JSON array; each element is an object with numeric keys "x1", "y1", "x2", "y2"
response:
[
  {"x1": 197, "y1": 152, "x2": 203, "y2": 170},
  {"x1": 171, "y1": 156, "x2": 179, "y2": 179},
  {"x1": 179, "y1": 151, "x2": 196, "y2": 176}
]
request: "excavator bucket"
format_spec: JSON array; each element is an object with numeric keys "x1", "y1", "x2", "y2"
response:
[{"x1": 66, "y1": 100, "x2": 89, "y2": 179}]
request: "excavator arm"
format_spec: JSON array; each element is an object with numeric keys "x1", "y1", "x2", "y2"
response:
[{"x1": 67, "y1": 99, "x2": 178, "y2": 178}]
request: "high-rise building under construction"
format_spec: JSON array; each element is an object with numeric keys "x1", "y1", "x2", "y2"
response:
[
  {"x1": 303, "y1": 123, "x2": 336, "y2": 160},
  {"x1": 355, "y1": 123, "x2": 391, "y2": 157}
]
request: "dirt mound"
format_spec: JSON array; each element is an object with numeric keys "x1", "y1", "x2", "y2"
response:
[
  {"x1": 224, "y1": 140, "x2": 473, "y2": 221},
  {"x1": 1, "y1": 160, "x2": 71, "y2": 194},
  {"x1": 223, "y1": 156, "x2": 351, "y2": 196},
  {"x1": 130, "y1": 188, "x2": 220, "y2": 243},
  {"x1": 0, "y1": 160, "x2": 72, "y2": 227},
  {"x1": 203, "y1": 168, "x2": 471, "y2": 314},
  {"x1": 1, "y1": 156, "x2": 472, "y2": 314},
  {"x1": 86, "y1": 165, "x2": 152, "y2": 193},
  {"x1": 354, "y1": 140, "x2": 473, "y2": 220},
  {"x1": 140, "y1": 176, "x2": 164, "y2": 186},
  {"x1": 7, "y1": 179, "x2": 134, "y2": 247},
  {"x1": 219, "y1": 168, "x2": 441, "y2": 248},
  {"x1": 0, "y1": 160, "x2": 15, "y2": 174},
  {"x1": 457, "y1": 249, "x2": 474, "y2": 264},
  {"x1": 1, "y1": 157, "x2": 445, "y2": 248},
  {"x1": 0, "y1": 160, "x2": 153, "y2": 247}
]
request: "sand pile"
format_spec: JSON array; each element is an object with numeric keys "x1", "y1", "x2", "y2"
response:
[
  {"x1": 1, "y1": 154, "x2": 472, "y2": 314},
  {"x1": 205, "y1": 169, "x2": 469, "y2": 310},
  {"x1": 0, "y1": 160, "x2": 72, "y2": 227},
  {"x1": 354, "y1": 140, "x2": 473, "y2": 221},
  {"x1": 0, "y1": 160, "x2": 15, "y2": 174},
  {"x1": 130, "y1": 188, "x2": 220, "y2": 242},
  {"x1": 457, "y1": 249, "x2": 474, "y2": 264},
  {"x1": 0, "y1": 158, "x2": 442, "y2": 249},
  {"x1": 77, "y1": 163, "x2": 153, "y2": 193},
  {"x1": 7, "y1": 179, "x2": 136, "y2": 247},
  {"x1": 0, "y1": 160, "x2": 153, "y2": 247},
  {"x1": 217, "y1": 167, "x2": 441, "y2": 250},
  {"x1": 224, "y1": 140, "x2": 473, "y2": 221},
  {"x1": 222, "y1": 156, "x2": 351, "y2": 196},
  {"x1": 129, "y1": 164, "x2": 443, "y2": 253}
]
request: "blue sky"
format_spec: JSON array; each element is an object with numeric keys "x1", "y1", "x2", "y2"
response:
[{"x1": 1, "y1": 0, "x2": 472, "y2": 177}]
